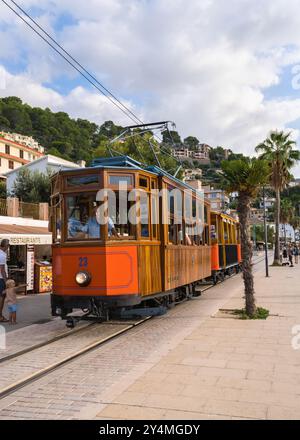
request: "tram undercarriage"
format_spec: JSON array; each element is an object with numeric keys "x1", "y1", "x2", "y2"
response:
[{"x1": 51, "y1": 282, "x2": 203, "y2": 328}]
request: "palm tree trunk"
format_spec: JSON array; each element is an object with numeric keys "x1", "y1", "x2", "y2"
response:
[
  {"x1": 273, "y1": 188, "x2": 281, "y2": 265},
  {"x1": 238, "y1": 193, "x2": 256, "y2": 317}
]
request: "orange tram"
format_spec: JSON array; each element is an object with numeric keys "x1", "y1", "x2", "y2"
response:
[{"x1": 49, "y1": 156, "x2": 241, "y2": 326}]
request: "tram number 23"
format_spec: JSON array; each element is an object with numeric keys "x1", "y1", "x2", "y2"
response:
[{"x1": 79, "y1": 257, "x2": 88, "y2": 268}]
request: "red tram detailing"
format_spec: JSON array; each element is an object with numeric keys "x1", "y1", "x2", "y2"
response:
[
  {"x1": 52, "y1": 246, "x2": 138, "y2": 296},
  {"x1": 49, "y1": 156, "x2": 241, "y2": 326}
]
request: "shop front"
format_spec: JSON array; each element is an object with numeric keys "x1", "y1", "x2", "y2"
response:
[{"x1": 0, "y1": 224, "x2": 52, "y2": 294}]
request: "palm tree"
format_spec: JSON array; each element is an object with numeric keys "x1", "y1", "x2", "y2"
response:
[
  {"x1": 221, "y1": 158, "x2": 269, "y2": 317},
  {"x1": 280, "y1": 198, "x2": 295, "y2": 245},
  {"x1": 255, "y1": 130, "x2": 300, "y2": 265}
]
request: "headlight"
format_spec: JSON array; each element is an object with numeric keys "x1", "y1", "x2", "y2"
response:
[{"x1": 75, "y1": 271, "x2": 91, "y2": 286}]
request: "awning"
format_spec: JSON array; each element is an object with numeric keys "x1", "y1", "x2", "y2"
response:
[{"x1": 0, "y1": 224, "x2": 52, "y2": 245}]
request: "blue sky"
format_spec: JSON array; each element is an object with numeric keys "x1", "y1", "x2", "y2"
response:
[{"x1": 1, "y1": 0, "x2": 300, "y2": 175}]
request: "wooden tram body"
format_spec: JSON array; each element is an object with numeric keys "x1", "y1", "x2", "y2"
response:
[
  {"x1": 50, "y1": 156, "x2": 212, "y2": 321},
  {"x1": 210, "y1": 211, "x2": 242, "y2": 283}
]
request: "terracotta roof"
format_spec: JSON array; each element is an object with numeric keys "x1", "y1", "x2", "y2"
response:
[{"x1": 0, "y1": 224, "x2": 50, "y2": 235}]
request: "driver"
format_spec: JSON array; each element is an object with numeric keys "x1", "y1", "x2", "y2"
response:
[{"x1": 82, "y1": 203, "x2": 118, "y2": 238}]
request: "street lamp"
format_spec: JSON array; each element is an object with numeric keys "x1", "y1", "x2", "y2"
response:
[{"x1": 263, "y1": 186, "x2": 269, "y2": 277}]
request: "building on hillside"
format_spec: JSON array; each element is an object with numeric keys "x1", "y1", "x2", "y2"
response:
[
  {"x1": 203, "y1": 186, "x2": 229, "y2": 212},
  {"x1": 5, "y1": 154, "x2": 83, "y2": 194},
  {"x1": 192, "y1": 144, "x2": 211, "y2": 162},
  {"x1": 171, "y1": 147, "x2": 192, "y2": 159},
  {"x1": 259, "y1": 197, "x2": 275, "y2": 210},
  {"x1": 0, "y1": 132, "x2": 44, "y2": 176},
  {"x1": 171, "y1": 143, "x2": 211, "y2": 164},
  {"x1": 183, "y1": 168, "x2": 202, "y2": 182}
]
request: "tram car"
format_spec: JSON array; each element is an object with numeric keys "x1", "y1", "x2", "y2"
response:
[
  {"x1": 49, "y1": 156, "x2": 241, "y2": 325},
  {"x1": 210, "y1": 211, "x2": 241, "y2": 283}
]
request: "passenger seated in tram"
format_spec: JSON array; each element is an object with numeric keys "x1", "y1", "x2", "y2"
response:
[
  {"x1": 68, "y1": 207, "x2": 85, "y2": 238},
  {"x1": 67, "y1": 203, "x2": 119, "y2": 239},
  {"x1": 82, "y1": 203, "x2": 119, "y2": 239}
]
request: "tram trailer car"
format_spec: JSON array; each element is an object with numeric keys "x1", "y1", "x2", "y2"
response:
[
  {"x1": 49, "y1": 156, "x2": 240, "y2": 323},
  {"x1": 210, "y1": 211, "x2": 242, "y2": 283}
]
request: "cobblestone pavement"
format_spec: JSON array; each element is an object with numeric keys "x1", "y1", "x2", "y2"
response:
[
  {"x1": 2, "y1": 253, "x2": 297, "y2": 420},
  {"x1": 95, "y1": 259, "x2": 300, "y2": 420},
  {"x1": 0, "y1": 323, "x2": 132, "y2": 393},
  {"x1": 0, "y1": 318, "x2": 90, "y2": 360},
  {"x1": 0, "y1": 258, "x2": 249, "y2": 420}
]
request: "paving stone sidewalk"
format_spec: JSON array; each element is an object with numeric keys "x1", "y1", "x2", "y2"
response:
[
  {"x1": 95, "y1": 260, "x2": 300, "y2": 420},
  {"x1": 1, "y1": 255, "x2": 299, "y2": 420}
]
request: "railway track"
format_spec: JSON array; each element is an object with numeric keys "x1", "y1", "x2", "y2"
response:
[
  {"x1": 0, "y1": 316, "x2": 151, "y2": 400},
  {"x1": 0, "y1": 253, "x2": 268, "y2": 401}
]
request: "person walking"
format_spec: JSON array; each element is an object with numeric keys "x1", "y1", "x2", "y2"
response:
[
  {"x1": 0, "y1": 239, "x2": 9, "y2": 323},
  {"x1": 294, "y1": 245, "x2": 299, "y2": 264},
  {"x1": 288, "y1": 246, "x2": 294, "y2": 267}
]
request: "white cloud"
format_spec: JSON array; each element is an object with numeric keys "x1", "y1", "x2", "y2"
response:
[{"x1": 1, "y1": 0, "x2": 300, "y2": 173}]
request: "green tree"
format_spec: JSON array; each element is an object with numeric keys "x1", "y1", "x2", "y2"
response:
[
  {"x1": 162, "y1": 130, "x2": 182, "y2": 145},
  {"x1": 12, "y1": 168, "x2": 52, "y2": 203},
  {"x1": 0, "y1": 182, "x2": 7, "y2": 199},
  {"x1": 183, "y1": 136, "x2": 199, "y2": 150},
  {"x1": 256, "y1": 130, "x2": 300, "y2": 265},
  {"x1": 221, "y1": 158, "x2": 270, "y2": 317}
]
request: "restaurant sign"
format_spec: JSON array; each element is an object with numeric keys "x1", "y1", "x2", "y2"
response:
[{"x1": 0, "y1": 234, "x2": 52, "y2": 245}]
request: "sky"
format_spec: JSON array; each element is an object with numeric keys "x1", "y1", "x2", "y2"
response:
[{"x1": 1, "y1": 0, "x2": 300, "y2": 175}]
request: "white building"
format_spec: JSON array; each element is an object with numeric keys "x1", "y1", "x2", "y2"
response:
[
  {"x1": 0, "y1": 132, "x2": 44, "y2": 176},
  {"x1": 5, "y1": 154, "x2": 82, "y2": 193},
  {"x1": 203, "y1": 186, "x2": 230, "y2": 212}
]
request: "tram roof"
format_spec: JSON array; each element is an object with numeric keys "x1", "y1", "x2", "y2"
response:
[{"x1": 91, "y1": 155, "x2": 204, "y2": 194}]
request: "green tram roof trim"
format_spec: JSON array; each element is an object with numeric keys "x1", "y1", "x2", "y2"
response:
[{"x1": 91, "y1": 155, "x2": 204, "y2": 195}]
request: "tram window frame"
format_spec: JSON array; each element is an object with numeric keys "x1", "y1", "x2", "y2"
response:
[
  {"x1": 64, "y1": 193, "x2": 103, "y2": 242},
  {"x1": 65, "y1": 174, "x2": 100, "y2": 189},
  {"x1": 106, "y1": 190, "x2": 137, "y2": 240},
  {"x1": 184, "y1": 194, "x2": 205, "y2": 246},
  {"x1": 167, "y1": 185, "x2": 183, "y2": 245},
  {"x1": 50, "y1": 195, "x2": 62, "y2": 243},
  {"x1": 107, "y1": 173, "x2": 134, "y2": 189},
  {"x1": 150, "y1": 179, "x2": 159, "y2": 240},
  {"x1": 210, "y1": 214, "x2": 218, "y2": 244},
  {"x1": 138, "y1": 175, "x2": 150, "y2": 190},
  {"x1": 139, "y1": 190, "x2": 151, "y2": 240}
]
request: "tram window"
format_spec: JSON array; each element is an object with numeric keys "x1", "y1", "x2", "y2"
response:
[
  {"x1": 109, "y1": 175, "x2": 133, "y2": 186},
  {"x1": 168, "y1": 218, "x2": 177, "y2": 244},
  {"x1": 139, "y1": 177, "x2": 149, "y2": 189},
  {"x1": 55, "y1": 199, "x2": 61, "y2": 242},
  {"x1": 66, "y1": 194, "x2": 101, "y2": 240},
  {"x1": 140, "y1": 194, "x2": 150, "y2": 238},
  {"x1": 51, "y1": 196, "x2": 61, "y2": 242},
  {"x1": 108, "y1": 192, "x2": 135, "y2": 239},
  {"x1": 66, "y1": 175, "x2": 99, "y2": 188},
  {"x1": 151, "y1": 191, "x2": 159, "y2": 239}
]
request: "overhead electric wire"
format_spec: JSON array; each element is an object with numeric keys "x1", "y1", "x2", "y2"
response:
[
  {"x1": 2, "y1": 0, "x2": 182, "y2": 171},
  {"x1": 1, "y1": 0, "x2": 141, "y2": 125},
  {"x1": 7, "y1": 0, "x2": 145, "y2": 126}
]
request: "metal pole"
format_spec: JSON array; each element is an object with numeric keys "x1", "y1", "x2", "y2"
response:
[{"x1": 263, "y1": 186, "x2": 269, "y2": 277}]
